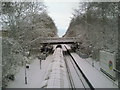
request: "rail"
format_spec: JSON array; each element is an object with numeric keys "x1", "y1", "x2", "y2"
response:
[{"x1": 64, "y1": 45, "x2": 94, "y2": 89}]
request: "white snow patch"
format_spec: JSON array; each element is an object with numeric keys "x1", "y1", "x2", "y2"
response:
[
  {"x1": 71, "y1": 53, "x2": 118, "y2": 88},
  {"x1": 7, "y1": 55, "x2": 53, "y2": 88}
]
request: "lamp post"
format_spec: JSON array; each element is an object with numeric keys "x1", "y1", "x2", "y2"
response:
[
  {"x1": 91, "y1": 50, "x2": 94, "y2": 67},
  {"x1": 38, "y1": 56, "x2": 42, "y2": 69},
  {"x1": 25, "y1": 60, "x2": 27, "y2": 84},
  {"x1": 37, "y1": 53, "x2": 42, "y2": 70},
  {"x1": 24, "y1": 51, "x2": 29, "y2": 84}
]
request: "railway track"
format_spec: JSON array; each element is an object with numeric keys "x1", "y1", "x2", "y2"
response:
[
  {"x1": 63, "y1": 45, "x2": 94, "y2": 89},
  {"x1": 40, "y1": 44, "x2": 94, "y2": 89}
]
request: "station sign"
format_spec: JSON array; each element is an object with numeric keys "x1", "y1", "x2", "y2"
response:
[
  {"x1": 100, "y1": 50, "x2": 116, "y2": 80},
  {"x1": 109, "y1": 60, "x2": 113, "y2": 70}
]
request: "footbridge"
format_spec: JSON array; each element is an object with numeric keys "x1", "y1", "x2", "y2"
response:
[{"x1": 30, "y1": 37, "x2": 80, "y2": 45}]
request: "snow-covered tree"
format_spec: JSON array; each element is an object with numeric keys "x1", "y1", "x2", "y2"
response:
[
  {"x1": 65, "y1": 2, "x2": 118, "y2": 59},
  {"x1": 1, "y1": 2, "x2": 57, "y2": 87}
]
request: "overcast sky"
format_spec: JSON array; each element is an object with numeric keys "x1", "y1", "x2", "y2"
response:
[{"x1": 44, "y1": 0, "x2": 79, "y2": 37}]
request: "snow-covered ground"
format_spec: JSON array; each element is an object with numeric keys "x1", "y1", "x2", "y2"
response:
[
  {"x1": 6, "y1": 44, "x2": 119, "y2": 88},
  {"x1": 7, "y1": 55, "x2": 53, "y2": 88},
  {"x1": 71, "y1": 53, "x2": 118, "y2": 88},
  {"x1": 85, "y1": 57, "x2": 118, "y2": 87},
  {"x1": 7, "y1": 47, "x2": 69, "y2": 88},
  {"x1": 64, "y1": 44, "x2": 118, "y2": 88}
]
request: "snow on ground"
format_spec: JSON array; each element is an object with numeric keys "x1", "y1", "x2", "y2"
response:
[
  {"x1": 7, "y1": 55, "x2": 53, "y2": 88},
  {"x1": 85, "y1": 58, "x2": 101, "y2": 71},
  {"x1": 71, "y1": 53, "x2": 118, "y2": 88},
  {"x1": 6, "y1": 44, "x2": 118, "y2": 88},
  {"x1": 64, "y1": 44, "x2": 118, "y2": 88},
  {"x1": 85, "y1": 57, "x2": 118, "y2": 86}
]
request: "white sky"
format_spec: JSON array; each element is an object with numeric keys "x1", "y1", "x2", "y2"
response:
[{"x1": 44, "y1": 0, "x2": 79, "y2": 37}]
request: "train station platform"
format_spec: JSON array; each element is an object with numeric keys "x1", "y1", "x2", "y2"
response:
[{"x1": 70, "y1": 53, "x2": 118, "y2": 88}]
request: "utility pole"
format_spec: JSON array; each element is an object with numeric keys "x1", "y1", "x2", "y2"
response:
[{"x1": 24, "y1": 51, "x2": 29, "y2": 84}]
